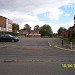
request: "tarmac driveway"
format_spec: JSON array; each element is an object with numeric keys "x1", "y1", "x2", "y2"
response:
[{"x1": 0, "y1": 38, "x2": 75, "y2": 75}]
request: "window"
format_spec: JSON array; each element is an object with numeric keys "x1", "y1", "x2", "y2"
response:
[{"x1": 0, "y1": 27, "x2": 1, "y2": 30}]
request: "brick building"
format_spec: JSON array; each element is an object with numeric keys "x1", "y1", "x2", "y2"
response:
[
  {"x1": 0, "y1": 16, "x2": 12, "y2": 32},
  {"x1": 61, "y1": 16, "x2": 75, "y2": 38},
  {"x1": 68, "y1": 16, "x2": 75, "y2": 38},
  {"x1": 19, "y1": 29, "x2": 41, "y2": 38},
  {"x1": 61, "y1": 30, "x2": 68, "y2": 38},
  {"x1": 29, "y1": 30, "x2": 41, "y2": 38}
]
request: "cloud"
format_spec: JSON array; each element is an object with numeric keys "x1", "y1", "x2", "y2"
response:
[
  {"x1": 0, "y1": 0, "x2": 74, "y2": 32},
  {"x1": 48, "y1": 8, "x2": 63, "y2": 20},
  {"x1": 51, "y1": 21, "x2": 73, "y2": 33},
  {"x1": 32, "y1": 7, "x2": 63, "y2": 20},
  {"x1": 0, "y1": 0, "x2": 73, "y2": 12},
  {"x1": 62, "y1": 21, "x2": 74, "y2": 29},
  {"x1": 51, "y1": 24, "x2": 61, "y2": 33},
  {"x1": 64, "y1": 13, "x2": 71, "y2": 17},
  {"x1": 0, "y1": 10, "x2": 44, "y2": 29}
]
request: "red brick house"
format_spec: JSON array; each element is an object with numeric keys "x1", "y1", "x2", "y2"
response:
[
  {"x1": 19, "y1": 29, "x2": 41, "y2": 38},
  {"x1": 61, "y1": 16, "x2": 75, "y2": 38},
  {"x1": 61, "y1": 30, "x2": 68, "y2": 38}
]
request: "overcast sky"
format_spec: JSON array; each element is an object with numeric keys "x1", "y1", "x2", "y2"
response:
[{"x1": 0, "y1": 0, "x2": 74, "y2": 33}]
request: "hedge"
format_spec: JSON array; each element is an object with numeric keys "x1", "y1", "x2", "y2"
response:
[{"x1": 0, "y1": 31, "x2": 22, "y2": 36}]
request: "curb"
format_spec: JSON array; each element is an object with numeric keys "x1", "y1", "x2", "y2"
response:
[{"x1": 48, "y1": 42, "x2": 75, "y2": 52}]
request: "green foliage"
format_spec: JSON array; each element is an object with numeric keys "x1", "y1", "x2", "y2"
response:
[
  {"x1": 23, "y1": 24, "x2": 31, "y2": 37},
  {"x1": 23, "y1": 24, "x2": 31, "y2": 30},
  {"x1": 39, "y1": 24, "x2": 53, "y2": 37},
  {"x1": 0, "y1": 31, "x2": 19, "y2": 36},
  {"x1": 68, "y1": 26, "x2": 75, "y2": 39},
  {"x1": 12, "y1": 23, "x2": 19, "y2": 32},
  {"x1": 34, "y1": 25, "x2": 40, "y2": 30},
  {"x1": 58, "y1": 27, "x2": 67, "y2": 36}
]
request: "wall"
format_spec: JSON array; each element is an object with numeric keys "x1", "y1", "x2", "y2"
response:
[
  {"x1": 0, "y1": 16, "x2": 6, "y2": 28},
  {"x1": 0, "y1": 16, "x2": 12, "y2": 32},
  {"x1": 6, "y1": 19, "x2": 12, "y2": 32}
]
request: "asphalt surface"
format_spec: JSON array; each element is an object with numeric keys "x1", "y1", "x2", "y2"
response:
[{"x1": 0, "y1": 38, "x2": 75, "y2": 75}]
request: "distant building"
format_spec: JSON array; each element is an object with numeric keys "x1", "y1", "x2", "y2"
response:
[
  {"x1": 61, "y1": 30, "x2": 68, "y2": 38},
  {"x1": 62, "y1": 16, "x2": 75, "y2": 38},
  {"x1": 29, "y1": 30, "x2": 41, "y2": 38},
  {"x1": 74, "y1": 15, "x2": 75, "y2": 31},
  {"x1": 74, "y1": 15, "x2": 75, "y2": 24},
  {"x1": 68, "y1": 15, "x2": 75, "y2": 38},
  {"x1": 0, "y1": 16, "x2": 12, "y2": 32},
  {"x1": 19, "y1": 29, "x2": 41, "y2": 38}
]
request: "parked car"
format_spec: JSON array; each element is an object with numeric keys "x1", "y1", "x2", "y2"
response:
[{"x1": 0, "y1": 34, "x2": 19, "y2": 42}]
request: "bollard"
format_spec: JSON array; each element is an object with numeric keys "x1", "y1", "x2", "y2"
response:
[
  {"x1": 70, "y1": 42, "x2": 72, "y2": 49},
  {"x1": 62, "y1": 40, "x2": 63, "y2": 46}
]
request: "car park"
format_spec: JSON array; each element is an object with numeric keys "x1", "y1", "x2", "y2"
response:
[{"x1": 0, "y1": 34, "x2": 19, "y2": 42}]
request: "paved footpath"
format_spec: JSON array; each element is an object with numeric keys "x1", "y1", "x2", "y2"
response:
[{"x1": 48, "y1": 38, "x2": 75, "y2": 52}]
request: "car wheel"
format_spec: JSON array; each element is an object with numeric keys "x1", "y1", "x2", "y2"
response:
[{"x1": 11, "y1": 39, "x2": 15, "y2": 42}]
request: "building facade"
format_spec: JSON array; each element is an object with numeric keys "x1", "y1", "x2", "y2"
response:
[
  {"x1": 68, "y1": 16, "x2": 75, "y2": 38},
  {"x1": 74, "y1": 15, "x2": 75, "y2": 37},
  {"x1": 0, "y1": 16, "x2": 12, "y2": 32},
  {"x1": 61, "y1": 30, "x2": 68, "y2": 38},
  {"x1": 29, "y1": 30, "x2": 41, "y2": 38},
  {"x1": 19, "y1": 29, "x2": 41, "y2": 38},
  {"x1": 61, "y1": 16, "x2": 75, "y2": 39}
]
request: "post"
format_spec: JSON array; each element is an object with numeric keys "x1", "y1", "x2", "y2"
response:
[
  {"x1": 62, "y1": 39, "x2": 63, "y2": 46},
  {"x1": 70, "y1": 42, "x2": 72, "y2": 49}
]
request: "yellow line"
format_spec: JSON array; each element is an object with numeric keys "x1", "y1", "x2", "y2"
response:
[
  {"x1": 48, "y1": 42, "x2": 75, "y2": 52},
  {"x1": 48, "y1": 42, "x2": 52, "y2": 46},
  {"x1": 54, "y1": 45, "x2": 75, "y2": 52}
]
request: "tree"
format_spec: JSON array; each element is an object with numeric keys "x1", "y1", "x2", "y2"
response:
[
  {"x1": 68, "y1": 26, "x2": 74, "y2": 38},
  {"x1": 23, "y1": 24, "x2": 31, "y2": 37},
  {"x1": 34, "y1": 25, "x2": 40, "y2": 30},
  {"x1": 12, "y1": 23, "x2": 19, "y2": 32},
  {"x1": 39, "y1": 24, "x2": 53, "y2": 37},
  {"x1": 23, "y1": 24, "x2": 31, "y2": 30},
  {"x1": 57, "y1": 27, "x2": 67, "y2": 36}
]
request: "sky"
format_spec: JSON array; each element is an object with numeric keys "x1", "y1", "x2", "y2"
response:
[{"x1": 0, "y1": 0, "x2": 74, "y2": 33}]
